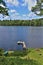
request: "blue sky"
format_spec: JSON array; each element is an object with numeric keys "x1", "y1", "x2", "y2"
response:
[{"x1": 0, "y1": 0, "x2": 43, "y2": 20}]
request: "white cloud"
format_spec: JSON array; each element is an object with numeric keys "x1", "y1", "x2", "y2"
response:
[
  {"x1": 6, "y1": 0, "x2": 19, "y2": 6},
  {"x1": 35, "y1": 11, "x2": 40, "y2": 14},
  {"x1": 27, "y1": 12, "x2": 36, "y2": 17},
  {"x1": 9, "y1": 10, "x2": 16, "y2": 13},
  {"x1": 4, "y1": 16, "x2": 10, "y2": 20},
  {"x1": 8, "y1": 11, "x2": 20, "y2": 20},
  {"x1": 22, "y1": 0, "x2": 37, "y2": 11},
  {"x1": 22, "y1": 14, "x2": 27, "y2": 17},
  {"x1": 12, "y1": 12, "x2": 37, "y2": 20},
  {"x1": 5, "y1": 0, "x2": 37, "y2": 9},
  {"x1": 8, "y1": 9, "x2": 19, "y2": 15},
  {"x1": 9, "y1": 14, "x2": 21, "y2": 20},
  {"x1": 14, "y1": 12, "x2": 19, "y2": 15}
]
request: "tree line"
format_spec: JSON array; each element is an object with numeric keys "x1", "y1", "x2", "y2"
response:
[{"x1": 0, "y1": 18, "x2": 43, "y2": 26}]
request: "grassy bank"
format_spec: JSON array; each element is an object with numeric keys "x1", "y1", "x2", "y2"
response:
[
  {"x1": 0, "y1": 48, "x2": 43, "y2": 65},
  {"x1": 0, "y1": 18, "x2": 43, "y2": 26}
]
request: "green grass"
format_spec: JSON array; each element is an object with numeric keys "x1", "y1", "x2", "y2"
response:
[
  {"x1": 28, "y1": 48, "x2": 43, "y2": 65},
  {"x1": 0, "y1": 48, "x2": 43, "y2": 65}
]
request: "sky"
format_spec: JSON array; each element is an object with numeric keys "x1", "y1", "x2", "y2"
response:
[{"x1": 0, "y1": 0, "x2": 43, "y2": 20}]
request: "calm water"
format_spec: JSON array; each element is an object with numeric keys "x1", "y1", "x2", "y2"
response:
[{"x1": 0, "y1": 26, "x2": 43, "y2": 50}]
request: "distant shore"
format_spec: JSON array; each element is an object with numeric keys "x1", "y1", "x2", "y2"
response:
[{"x1": 0, "y1": 18, "x2": 43, "y2": 26}]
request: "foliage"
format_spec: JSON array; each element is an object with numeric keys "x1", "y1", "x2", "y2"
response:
[
  {"x1": 0, "y1": 0, "x2": 8, "y2": 16},
  {"x1": 0, "y1": 0, "x2": 6, "y2": 6},
  {"x1": 32, "y1": 0, "x2": 43, "y2": 15},
  {"x1": 0, "y1": 18, "x2": 43, "y2": 26},
  {"x1": 0, "y1": 6, "x2": 8, "y2": 15},
  {"x1": 0, "y1": 48, "x2": 4, "y2": 56}
]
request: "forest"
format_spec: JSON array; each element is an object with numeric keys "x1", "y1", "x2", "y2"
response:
[{"x1": 0, "y1": 18, "x2": 43, "y2": 26}]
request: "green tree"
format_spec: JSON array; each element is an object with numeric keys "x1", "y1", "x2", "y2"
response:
[
  {"x1": 0, "y1": 0, "x2": 9, "y2": 17},
  {"x1": 32, "y1": 0, "x2": 43, "y2": 16}
]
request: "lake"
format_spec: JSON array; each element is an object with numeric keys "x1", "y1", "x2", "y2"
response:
[{"x1": 0, "y1": 26, "x2": 43, "y2": 50}]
